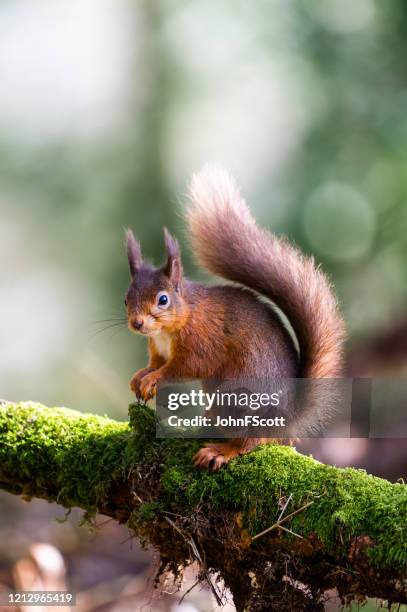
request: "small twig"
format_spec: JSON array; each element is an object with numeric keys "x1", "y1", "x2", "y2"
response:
[
  {"x1": 164, "y1": 515, "x2": 186, "y2": 539},
  {"x1": 178, "y1": 579, "x2": 200, "y2": 605},
  {"x1": 252, "y1": 500, "x2": 315, "y2": 541},
  {"x1": 163, "y1": 510, "x2": 188, "y2": 519},
  {"x1": 131, "y1": 491, "x2": 143, "y2": 504},
  {"x1": 164, "y1": 516, "x2": 223, "y2": 606},
  {"x1": 277, "y1": 493, "x2": 293, "y2": 522},
  {"x1": 277, "y1": 525, "x2": 303, "y2": 539},
  {"x1": 276, "y1": 500, "x2": 315, "y2": 526}
]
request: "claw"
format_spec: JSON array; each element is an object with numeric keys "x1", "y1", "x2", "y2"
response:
[
  {"x1": 138, "y1": 373, "x2": 158, "y2": 402},
  {"x1": 193, "y1": 443, "x2": 242, "y2": 471},
  {"x1": 193, "y1": 445, "x2": 228, "y2": 471}
]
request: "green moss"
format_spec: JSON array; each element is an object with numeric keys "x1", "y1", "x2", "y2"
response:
[
  {"x1": 155, "y1": 441, "x2": 407, "y2": 569},
  {"x1": 0, "y1": 401, "x2": 134, "y2": 511},
  {"x1": 0, "y1": 401, "x2": 406, "y2": 572}
]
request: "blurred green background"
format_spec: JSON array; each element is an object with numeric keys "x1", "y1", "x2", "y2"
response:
[
  {"x1": 1, "y1": 0, "x2": 407, "y2": 420},
  {"x1": 1, "y1": 2, "x2": 407, "y2": 610}
]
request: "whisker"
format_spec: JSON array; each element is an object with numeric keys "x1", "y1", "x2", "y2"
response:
[
  {"x1": 96, "y1": 326, "x2": 127, "y2": 342},
  {"x1": 87, "y1": 322, "x2": 128, "y2": 341},
  {"x1": 109, "y1": 327, "x2": 127, "y2": 339},
  {"x1": 91, "y1": 310, "x2": 127, "y2": 319},
  {"x1": 90, "y1": 318, "x2": 127, "y2": 326},
  {"x1": 89, "y1": 322, "x2": 127, "y2": 330},
  {"x1": 93, "y1": 322, "x2": 127, "y2": 331}
]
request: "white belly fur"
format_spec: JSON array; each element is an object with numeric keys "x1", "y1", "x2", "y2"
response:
[{"x1": 153, "y1": 331, "x2": 172, "y2": 361}]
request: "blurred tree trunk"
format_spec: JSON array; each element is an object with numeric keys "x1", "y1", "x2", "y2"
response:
[{"x1": 348, "y1": 317, "x2": 407, "y2": 377}]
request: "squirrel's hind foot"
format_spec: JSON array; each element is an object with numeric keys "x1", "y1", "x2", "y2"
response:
[{"x1": 193, "y1": 443, "x2": 241, "y2": 471}]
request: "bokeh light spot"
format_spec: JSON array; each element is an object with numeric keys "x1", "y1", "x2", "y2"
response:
[{"x1": 303, "y1": 182, "x2": 376, "y2": 263}]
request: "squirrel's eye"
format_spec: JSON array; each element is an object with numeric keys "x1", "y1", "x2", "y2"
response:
[
  {"x1": 124, "y1": 298, "x2": 127, "y2": 307},
  {"x1": 157, "y1": 293, "x2": 169, "y2": 307}
]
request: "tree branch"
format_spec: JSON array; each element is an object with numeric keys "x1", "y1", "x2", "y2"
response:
[{"x1": 0, "y1": 400, "x2": 406, "y2": 610}]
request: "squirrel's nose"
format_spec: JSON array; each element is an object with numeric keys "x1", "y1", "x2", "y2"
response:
[{"x1": 132, "y1": 318, "x2": 144, "y2": 331}]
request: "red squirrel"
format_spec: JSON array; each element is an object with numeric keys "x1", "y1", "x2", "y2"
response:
[{"x1": 125, "y1": 166, "x2": 345, "y2": 470}]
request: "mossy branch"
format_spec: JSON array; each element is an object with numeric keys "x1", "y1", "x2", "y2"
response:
[{"x1": 0, "y1": 400, "x2": 406, "y2": 610}]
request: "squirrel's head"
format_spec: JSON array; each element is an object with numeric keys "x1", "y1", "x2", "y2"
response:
[{"x1": 124, "y1": 228, "x2": 189, "y2": 336}]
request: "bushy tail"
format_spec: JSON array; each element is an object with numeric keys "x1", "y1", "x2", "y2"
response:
[{"x1": 186, "y1": 165, "x2": 345, "y2": 381}]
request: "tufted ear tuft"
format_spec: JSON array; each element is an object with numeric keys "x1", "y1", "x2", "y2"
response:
[
  {"x1": 163, "y1": 228, "x2": 183, "y2": 292},
  {"x1": 125, "y1": 229, "x2": 143, "y2": 278}
]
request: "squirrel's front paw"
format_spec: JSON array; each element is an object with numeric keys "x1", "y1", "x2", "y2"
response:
[
  {"x1": 130, "y1": 367, "x2": 153, "y2": 399},
  {"x1": 138, "y1": 371, "x2": 160, "y2": 401}
]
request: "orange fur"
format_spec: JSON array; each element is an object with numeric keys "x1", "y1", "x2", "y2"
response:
[{"x1": 125, "y1": 166, "x2": 346, "y2": 470}]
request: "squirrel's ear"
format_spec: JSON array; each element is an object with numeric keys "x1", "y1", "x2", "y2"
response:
[
  {"x1": 163, "y1": 227, "x2": 183, "y2": 292},
  {"x1": 125, "y1": 228, "x2": 142, "y2": 278}
]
